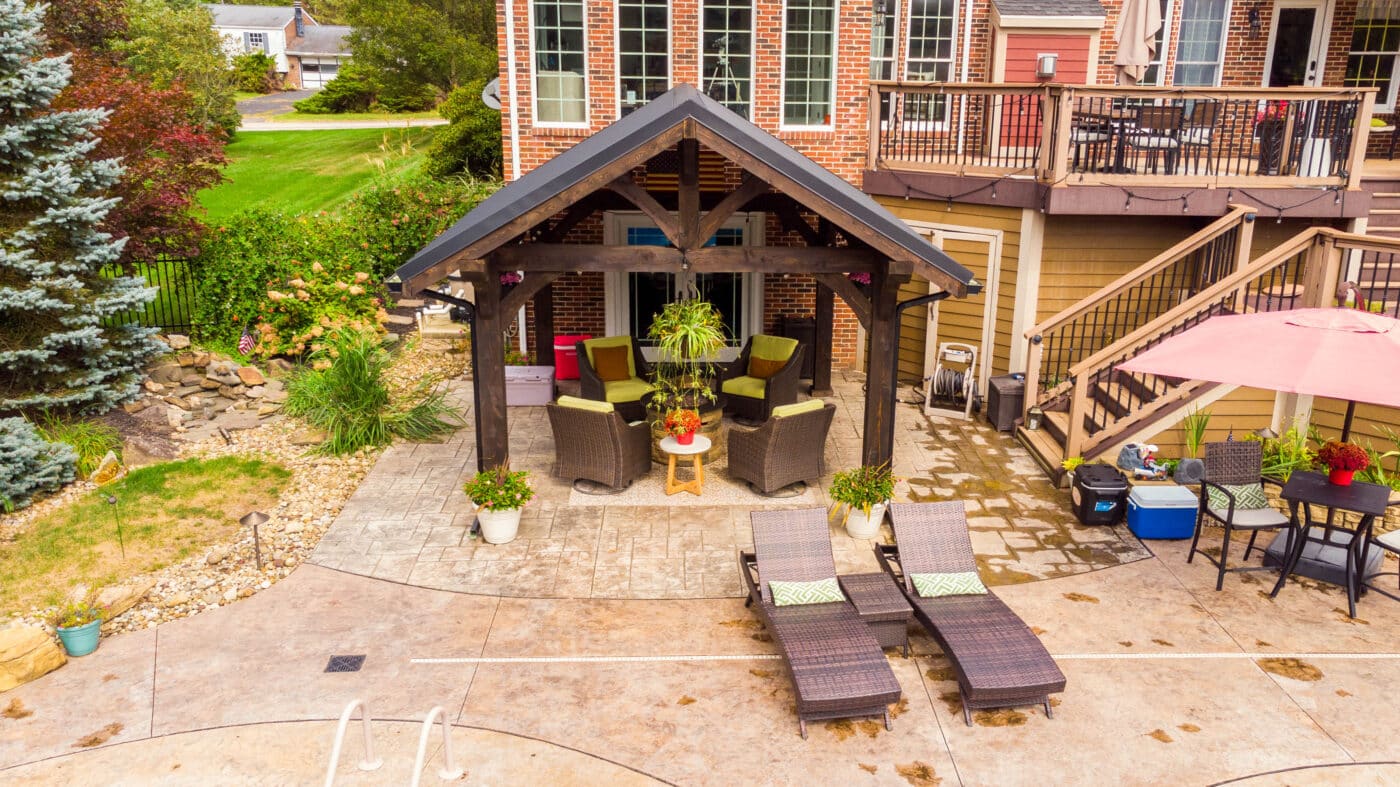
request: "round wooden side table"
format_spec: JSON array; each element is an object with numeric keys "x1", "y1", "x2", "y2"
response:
[{"x1": 660, "y1": 435, "x2": 711, "y2": 497}]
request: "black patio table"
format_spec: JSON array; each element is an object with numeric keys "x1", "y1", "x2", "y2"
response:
[{"x1": 1268, "y1": 470, "x2": 1392, "y2": 618}]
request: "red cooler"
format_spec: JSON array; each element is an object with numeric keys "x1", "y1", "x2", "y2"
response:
[{"x1": 553, "y1": 334, "x2": 592, "y2": 380}]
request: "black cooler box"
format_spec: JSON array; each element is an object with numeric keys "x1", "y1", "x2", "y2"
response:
[{"x1": 1070, "y1": 464, "x2": 1130, "y2": 525}]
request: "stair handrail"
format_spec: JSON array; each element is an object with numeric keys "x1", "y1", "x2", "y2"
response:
[
  {"x1": 1024, "y1": 204, "x2": 1257, "y2": 342},
  {"x1": 410, "y1": 705, "x2": 464, "y2": 786},
  {"x1": 1023, "y1": 204, "x2": 1258, "y2": 403},
  {"x1": 324, "y1": 699, "x2": 383, "y2": 787}
]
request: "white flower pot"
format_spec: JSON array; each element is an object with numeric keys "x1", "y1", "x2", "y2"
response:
[
  {"x1": 476, "y1": 507, "x2": 523, "y2": 544},
  {"x1": 844, "y1": 501, "x2": 888, "y2": 540}
]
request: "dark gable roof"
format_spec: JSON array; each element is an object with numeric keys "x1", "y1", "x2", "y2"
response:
[
  {"x1": 991, "y1": 0, "x2": 1106, "y2": 17},
  {"x1": 397, "y1": 84, "x2": 978, "y2": 295}
]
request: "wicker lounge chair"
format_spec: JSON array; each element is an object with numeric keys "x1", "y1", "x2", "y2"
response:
[
  {"x1": 577, "y1": 336, "x2": 654, "y2": 422},
  {"x1": 876, "y1": 502, "x2": 1065, "y2": 726},
  {"x1": 739, "y1": 508, "x2": 903, "y2": 738},
  {"x1": 546, "y1": 397, "x2": 652, "y2": 492},
  {"x1": 719, "y1": 335, "x2": 803, "y2": 422},
  {"x1": 728, "y1": 401, "x2": 835, "y2": 495}
]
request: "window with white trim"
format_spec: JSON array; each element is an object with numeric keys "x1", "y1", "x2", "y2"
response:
[
  {"x1": 1346, "y1": 14, "x2": 1400, "y2": 111},
  {"x1": 1173, "y1": 0, "x2": 1228, "y2": 86},
  {"x1": 533, "y1": 0, "x2": 587, "y2": 124},
  {"x1": 702, "y1": 0, "x2": 753, "y2": 118},
  {"x1": 245, "y1": 31, "x2": 266, "y2": 52},
  {"x1": 1142, "y1": 0, "x2": 1174, "y2": 86},
  {"x1": 871, "y1": 0, "x2": 898, "y2": 81},
  {"x1": 782, "y1": 0, "x2": 837, "y2": 127},
  {"x1": 618, "y1": 0, "x2": 668, "y2": 115},
  {"x1": 903, "y1": 0, "x2": 956, "y2": 123}
]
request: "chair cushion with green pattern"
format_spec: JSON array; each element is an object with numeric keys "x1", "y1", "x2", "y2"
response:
[
  {"x1": 602, "y1": 378, "x2": 653, "y2": 404},
  {"x1": 721, "y1": 375, "x2": 766, "y2": 399},
  {"x1": 911, "y1": 571, "x2": 989, "y2": 598},
  {"x1": 769, "y1": 577, "x2": 845, "y2": 606},
  {"x1": 1206, "y1": 482, "x2": 1269, "y2": 511}
]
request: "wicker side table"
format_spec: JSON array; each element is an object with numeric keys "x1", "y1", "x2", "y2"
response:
[{"x1": 838, "y1": 572, "x2": 913, "y2": 656}]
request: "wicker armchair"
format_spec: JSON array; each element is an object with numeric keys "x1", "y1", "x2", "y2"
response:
[
  {"x1": 577, "y1": 337, "x2": 654, "y2": 422},
  {"x1": 1187, "y1": 441, "x2": 1290, "y2": 591},
  {"x1": 719, "y1": 334, "x2": 803, "y2": 422},
  {"x1": 728, "y1": 402, "x2": 835, "y2": 495},
  {"x1": 546, "y1": 399, "x2": 652, "y2": 492}
]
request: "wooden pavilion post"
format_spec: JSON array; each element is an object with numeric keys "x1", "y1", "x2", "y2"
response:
[
  {"x1": 862, "y1": 266, "x2": 906, "y2": 466},
  {"x1": 812, "y1": 281, "x2": 834, "y2": 396},
  {"x1": 472, "y1": 271, "x2": 509, "y2": 470}
]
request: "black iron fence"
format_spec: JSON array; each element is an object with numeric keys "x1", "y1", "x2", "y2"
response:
[{"x1": 101, "y1": 255, "x2": 201, "y2": 337}]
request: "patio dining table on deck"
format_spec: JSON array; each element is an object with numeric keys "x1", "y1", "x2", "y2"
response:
[
  {"x1": 1267, "y1": 470, "x2": 1391, "y2": 618},
  {"x1": 1074, "y1": 106, "x2": 1137, "y2": 174}
]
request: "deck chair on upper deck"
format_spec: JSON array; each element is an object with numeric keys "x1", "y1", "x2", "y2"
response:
[
  {"x1": 739, "y1": 507, "x2": 903, "y2": 738},
  {"x1": 876, "y1": 501, "x2": 1066, "y2": 725}
]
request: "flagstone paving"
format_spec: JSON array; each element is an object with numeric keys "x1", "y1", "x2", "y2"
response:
[{"x1": 309, "y1": 371, "x2": 1150, "y2": 598}]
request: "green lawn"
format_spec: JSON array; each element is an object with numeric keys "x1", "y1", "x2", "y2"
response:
[
  {"x1": 271, "y1": 109, "x2": 441, "y2": 123},
  {"x1": 198, "y1": 127, "x2": 436, "y2": 220}
]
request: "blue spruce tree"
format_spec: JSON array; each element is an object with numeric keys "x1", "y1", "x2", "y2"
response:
[{"x1": 0, "y1": 0, "x2": 162, "y2": 414}]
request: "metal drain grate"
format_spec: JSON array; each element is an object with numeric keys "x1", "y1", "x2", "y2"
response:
[{"x1": 325, "y1": 654, "x2": 366, "y2": 673}]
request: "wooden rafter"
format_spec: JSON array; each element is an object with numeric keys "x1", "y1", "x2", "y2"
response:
[
  {"x1": 501, "y1": 272, "x2": 561, "y2": 314},
  {"x1": 677, "y1": 138, "x2": 701, "y2": 247},
  {"x1": 489, "y1": 244, "x2": 881, "y2": 274},
  {"x1": 811, "y1": 272, "x2": 873, "y2": 329},
  {"x1": 695, "y1": 175, "x2": 770, "y2": 245},
  {"x1": 537, "y1": 196, "x2": 603, "y2": 243},
  {"x1": 609, "y1": 176, "x2": 683, "y2": 246}
]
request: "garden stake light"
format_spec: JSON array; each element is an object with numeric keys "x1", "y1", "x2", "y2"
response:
[
  {"x1": 106, "y1": 495, "x2": 126, "y2": 559},
  {"x1": 241, "y1": 511, "x2": 270, "y2": 571}
]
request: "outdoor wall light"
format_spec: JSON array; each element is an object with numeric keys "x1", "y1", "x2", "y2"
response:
[
  {"x1": 241, "y1": 510, "x2": 270, "y2": 571},
  {"x1": 1026, "y1": 406, "x2": 1044, "y2": 431},
  {"x1": 1248, "y1": 5, "x2": 1261, "y2": 40},
  {"x1": 1036, "y1": 54, "x2": 1058, "y2": 80}
]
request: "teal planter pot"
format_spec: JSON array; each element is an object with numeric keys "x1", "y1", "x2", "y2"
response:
[{"x1": 56, "y1": 620, "x2": 101, "y2": 657}]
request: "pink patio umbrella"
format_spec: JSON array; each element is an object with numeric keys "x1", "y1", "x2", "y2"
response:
[{"x1": 1116, "y1": 308, "x2": 1400, "y2": 441}]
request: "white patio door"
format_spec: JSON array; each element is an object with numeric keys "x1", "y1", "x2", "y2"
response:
[{"x1": 1264, "y1": 0, "x2": 1331, "y2": 87}]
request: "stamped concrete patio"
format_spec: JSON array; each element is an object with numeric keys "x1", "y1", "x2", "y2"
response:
[{"x1": 309, "y1": 371, "x2": 1150, "y2": 598}]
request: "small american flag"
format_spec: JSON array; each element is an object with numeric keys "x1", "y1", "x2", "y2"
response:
[{"x1": 237, "y1": 326, "x2": 256, "y2": 355}]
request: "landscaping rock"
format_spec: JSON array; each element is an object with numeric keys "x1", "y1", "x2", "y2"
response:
[
  {"x1": 199, "y1": 378, "x2": 221, "y2": 390},
  {"x1": 164, "y1": 396, "x2": 191, "y2": 411},
  {"x1": 180, "y1": 374, "x2": 203, "y2": 387},
  {"x1": 176, "y1": 353, "x2": 197, "y2": 367},
  {"x1": 264, "y1": 358, "x2": 295, "y2": 377},
  {"x1": 211, "y1": 411, "x2": 261, "y2": 432},
  {"x1": 290, "y1": 428, "x2": 327, "y2": 446},
  {"x1": 217, "y1": 384, "x2": 243, "y2": 399},
  {"x1": 122, "y1": 399, "x2": 151, "y2": 415},
  {"x1": 257, "y1": 404, "x2": 282, "y2": 417},
  {"x1": 94, "y1": 578, "x2": 156, "y2": 622},
  {"x1": 166, "y1": 334, "x2": 191, "y2": 350},
  {"x1": 206, "y1": 547, "x2": 228, "y2": 565},
  {"x1": 143, "y1": 380, "x2": 166, "y2": 394},
  {"x1": 0, "y1": 627, "x2": 65, "y2": 691},
  {"x1": 206, "y1": 360, "x2": 242, "y2": 386},
  {"x1": 122, "y1": 433, "x2": 179, "y2": 467},
  {"x1": 246, "y1": 385, "x2": 265, "y2": 399},
  {"x1": 160, "y1": 592, "x2": 190, "y2": 609},
  {"x1": 236, "y1": 367, "x2": 265, "y2": 387},
  {"x1": 222, "y1": 588, "x2": 238, "y2": 603},
  {"x1": 148, "y1": 363, "x2": 185, "y2": 385}
]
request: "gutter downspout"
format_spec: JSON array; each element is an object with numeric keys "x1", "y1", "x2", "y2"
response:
[
  {"x1": 503, "y1": 0, "x2": 522, "y2": 181},
  {"x1": 886, "y1": 290, "x2": 954, "y2": 458},
  {"x1": 955, "y1": 0, "x2": 974, "y2": 156}
]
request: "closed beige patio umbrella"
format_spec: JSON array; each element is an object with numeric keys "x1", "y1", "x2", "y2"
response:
[{"x1": 1114, "y1": 0, "x2": 1163, "y2": 85}]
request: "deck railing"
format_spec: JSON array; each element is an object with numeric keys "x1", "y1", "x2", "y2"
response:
[{"x1": 869, "y1": 83, "x2": 1376, "y2": 189}]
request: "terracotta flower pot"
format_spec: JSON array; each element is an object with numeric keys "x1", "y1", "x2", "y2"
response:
[{"x1": 1328, "y1": 468, "x2": 1355, "y2": 486}]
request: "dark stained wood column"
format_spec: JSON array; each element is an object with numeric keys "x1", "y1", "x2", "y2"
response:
[
  {"x1": 473, "y1": 272, "x2": 509, "y2": 470},
  {"x1": 862, "y1": 267, "x2": 906, "y2": 467},
  {"x1": 532, "y1": 283, "x2": 554, "y2": 370},
  {"x1": 812, "y1": 281, "x2": 833, "y2": 396}
]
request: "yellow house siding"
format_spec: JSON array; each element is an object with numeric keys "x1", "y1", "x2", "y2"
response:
[{"x1": 1144, "y1": 387, "x2": 1280, "y2": 459}]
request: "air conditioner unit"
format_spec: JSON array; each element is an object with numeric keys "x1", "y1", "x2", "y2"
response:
[{"x1": 537, "y1": 71, "x2": 586, "y2": 123}]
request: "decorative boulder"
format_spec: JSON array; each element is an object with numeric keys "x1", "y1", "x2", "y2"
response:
[{"x1": 0, "y1": 626, "x2": 66, "y2": 691}]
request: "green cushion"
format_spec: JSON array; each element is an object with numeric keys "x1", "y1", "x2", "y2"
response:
[
  {"x1": 911, "y1": 572, "x2": 988, "y2": 598},
  {"x1": 1207, "y1": 482, "x2": 1269, "y2": 511},
  {"x1": 583, "y1": 336, "x2": 636, "y2": 378},
  {"x1": 556, "y1": 395, "x2": 614, "y2": 414},
  {"x1": 602, "y1": 378, "x2": 653, "y2": 403},
  {"x1": 769, "y1": 577, "x2": 845, "y2": 606},
  {"x1": 750, "y1": 334, "x2": 798, "y2": 364},
  {"x1": 771, "y1": 399, "x2": 825, "y2": 418},
  {"x1": 721, "y1": 375, "x2": 766, "y2": 399}
]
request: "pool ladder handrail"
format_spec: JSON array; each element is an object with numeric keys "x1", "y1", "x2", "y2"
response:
[
  {"x1": 410, "y1": 705, "x2": 464, "y2": 786},
  {"x1": 324, "y1": 699, "x2": 383, "y2": 787}
]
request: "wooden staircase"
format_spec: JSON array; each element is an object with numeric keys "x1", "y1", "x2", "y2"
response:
[
  {"x1": 1352, "y1": 178, "x2": 1400, "y2": 312},
  {"x1": 1015, "y1": 210, "x2": 1400, "y2": 480}
]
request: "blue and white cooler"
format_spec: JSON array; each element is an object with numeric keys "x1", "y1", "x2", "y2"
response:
[{"x1": 1127, "y1": 485, "x2": 1199, "y2": 539}]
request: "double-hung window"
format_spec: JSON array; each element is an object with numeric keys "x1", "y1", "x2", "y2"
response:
[
  {"x1": 782, "y1": 0, "x2": 837, "y2": 128},
  {"x1": 702, "y1": 0, "x2": 753, "y2": 118},
  {"x1": 904, "y1": 0, "x2": 956, "y2": 123},
  {"x1": 618, "y1": 0, "x2": 668, "y2": 114},
  {"x1": 1141, "y1": 0, "x2": 1174, "y2": 86},
  {"x1": 533, "y1": 0, "x2": 587, "y2": 124},
  {"x1": 1346, "y1": 13, "x2": 1400, "y2": 111},
  {"x1": 245, "y1": 31, "x2": 267, "y2": 52},
  {"x1": 1173, "y1": 0, "x2": 1228, "y2": 86}
]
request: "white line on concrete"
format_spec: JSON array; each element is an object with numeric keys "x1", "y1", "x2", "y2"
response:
[
  {"x1": 1052, "y1": 652, "x2": 1400, "y2": 661},
  {"x1": 411, "y1": 654, "x2": 785, "y2": 665}
]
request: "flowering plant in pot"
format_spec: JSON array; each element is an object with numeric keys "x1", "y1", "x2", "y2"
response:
[
  {"x1": 829, "y1": 464, "x2": 896, "y2": 539},
  {"x1": 663, "y1": 408, "x2": 702, "y2": 444},
  {"x1": 1317, "y1": 440, "x2": 1370, "y2": 486},
  {"x1": 52, "y1": 602, "x2": 106, "y2": 657},
  {"x1": 463, "y1": 464, "x2": 535, "y2": 544}
]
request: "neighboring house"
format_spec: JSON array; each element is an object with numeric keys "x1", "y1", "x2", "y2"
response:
[
  {"x1": 207, "y1": 2, "x2": 351, "y2": 89},
  {"x1": 478, "y1": 0, "x2": 1400, "y2": 472}
]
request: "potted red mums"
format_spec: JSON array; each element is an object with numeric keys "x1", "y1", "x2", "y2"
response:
[
  {"x1": 1317, "y1": 440, "x2": 1370, "y2": 486},
  {"x1": 664, "y1": 408, "x2": 702, "y2": 445}
]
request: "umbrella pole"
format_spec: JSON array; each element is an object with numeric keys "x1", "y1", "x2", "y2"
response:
[{"x1": 1342, "y1": 400, "x2": 1356, "y2": 443}]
